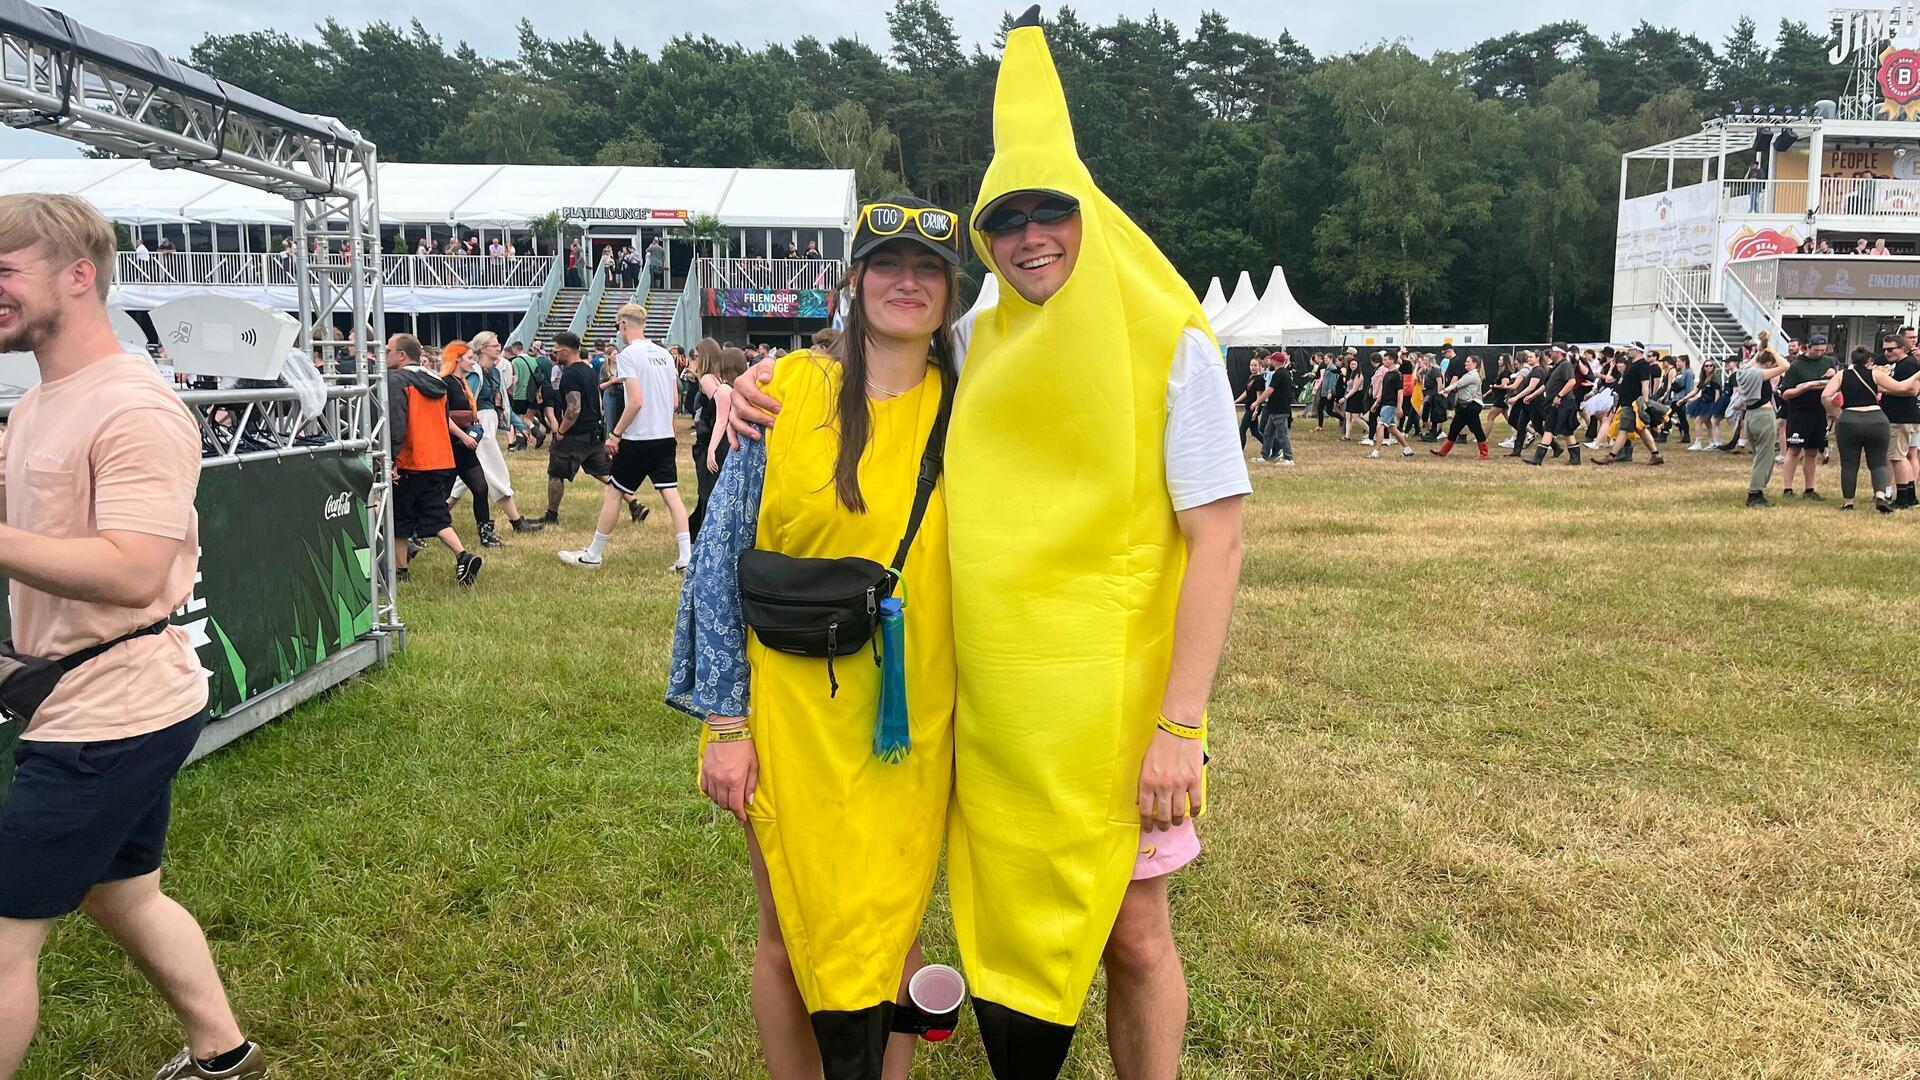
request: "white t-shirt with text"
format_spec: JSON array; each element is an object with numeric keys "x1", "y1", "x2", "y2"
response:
[{"x1": 616, "y1": 338, "x2": 679, "y2": 440}]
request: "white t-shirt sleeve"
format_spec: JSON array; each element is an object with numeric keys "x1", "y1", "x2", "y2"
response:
[{"x1": 1165, "y1": 328, "x2": 1252, "y2": 512}]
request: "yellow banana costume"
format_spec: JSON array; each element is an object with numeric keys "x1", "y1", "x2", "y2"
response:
[
  {"x1": 945, "y1": 8, "x2": 1213, "y2": 1074},
  {"x1": 744, "y1": 353, "x2": 956, "y2": 1068}
]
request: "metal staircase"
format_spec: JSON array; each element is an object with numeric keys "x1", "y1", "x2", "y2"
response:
[
  {"x1": 644, "y1": 289, "x2": 679, "y2": 340},
  {"x1": 537, "y1": 288, "x2": 585, "y2": 343},
  {"x1": 580, "y1": 287, "x2": 682, "y2": 349},
  {"x1": 1658, "y1": 267, "x2": 1742, "y2": 361}
]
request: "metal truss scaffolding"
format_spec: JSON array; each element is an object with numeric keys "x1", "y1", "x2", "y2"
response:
[{"x1": 0, "y1": 0, "x2": 400, "y2": 638}]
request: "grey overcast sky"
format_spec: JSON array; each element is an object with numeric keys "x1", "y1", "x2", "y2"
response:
[{"x1": 0, "y1": 0, "x2": 1825, "y2": 157}]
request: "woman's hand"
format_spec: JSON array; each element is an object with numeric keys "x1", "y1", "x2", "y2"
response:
[
  {"x1": 726, "y1": 359, "x2": 781, "y2": 447},
  {"x1": 1137, "y1": 726, "x2": 1205, "y2": 832},
  {"x1": 701, "y1": 729, "x2": 758, "y2": 823}
]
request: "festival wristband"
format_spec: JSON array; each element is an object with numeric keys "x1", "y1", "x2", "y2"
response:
[
  {"x1": 1156, "y1": 714, "x2": 1205, "y2": 740},
  {"x1": 708, "y1": 726, "x2": 752, "y2": 744}
]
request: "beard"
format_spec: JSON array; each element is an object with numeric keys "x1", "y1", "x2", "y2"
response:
[{"x1": 0, "y1": 304, "x2": 62, "y2": 355}]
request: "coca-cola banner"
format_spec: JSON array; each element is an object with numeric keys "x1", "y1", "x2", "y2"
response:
[{"x1": 0, "y1": 449, "x2": 374, "y2": 796}]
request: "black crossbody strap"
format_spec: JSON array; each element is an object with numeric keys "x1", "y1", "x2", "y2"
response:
[
  {"x1": 889, "y1": 376, "x2": 955, "y2": 575},
  {"x1": 56, "y1": 620, "x2": 169, "y2": 673}
]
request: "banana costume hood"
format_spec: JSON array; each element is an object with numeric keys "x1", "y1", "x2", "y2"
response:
[{"x1": 945, "y1": 7, "x2": 1214, "y2": 1074}]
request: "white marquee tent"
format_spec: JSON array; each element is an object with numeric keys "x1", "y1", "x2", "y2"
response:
[
  {"x1": 0, "y1": 159, "x2": 857, "y2": 230},
  {"x1": 1200, "y1": 276, "x2": 1226, "y2": 320},
  {"x1": 1210, "y1": 271, "x2": 1260, "y2": 335},
  {"x1": 1219, "y1": 266, "x2": 1329, "y2": 347}
]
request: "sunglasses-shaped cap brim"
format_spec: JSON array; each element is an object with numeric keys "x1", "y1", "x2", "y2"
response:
[{"x1": 850, "y1": 231, "x2": 962, "y2": 265}]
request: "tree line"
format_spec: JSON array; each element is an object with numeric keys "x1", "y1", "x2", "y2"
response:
[{"x1": 186, "y1": 3, "x2": 1844, "y2": 341}]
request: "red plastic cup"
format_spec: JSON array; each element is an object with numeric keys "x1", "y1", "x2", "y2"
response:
[{"x1": 907, "y1": 964, "x2": 966, "y2": 1042}]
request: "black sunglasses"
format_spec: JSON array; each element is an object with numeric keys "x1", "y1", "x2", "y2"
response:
[{"x1": 981, "y1": 197, "x2": 1080, "y2": 235}]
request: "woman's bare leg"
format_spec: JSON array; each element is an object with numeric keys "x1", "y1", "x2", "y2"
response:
[{"x1": 745, "y1": 826, "x2": 822, "y2": 1080}]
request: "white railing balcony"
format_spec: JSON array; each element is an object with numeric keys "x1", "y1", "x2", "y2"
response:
[
  {"x1": 1816, "y1": 176, "x2": 1920, "y2": 218},
  {"x1": 114, "y1": 252, "x2": 553, "y2": 289},
  {"x1": 701, "y1": 257, "x2": 844, "y2": 291},
  {"x1": 1721, "y1": 179, "x2": 1811, "y2": 217}
]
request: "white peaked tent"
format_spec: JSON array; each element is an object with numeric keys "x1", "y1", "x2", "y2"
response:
[
  {"x1": 1210, "y1": 271, "x2": 1260, "y2": 336},
  {"x1": 1200, "y1": 276, "x2": 1227, "y2": 320},
  {"x1": 1220, "y1": 266, "x2": 1331, "y2": 347}
]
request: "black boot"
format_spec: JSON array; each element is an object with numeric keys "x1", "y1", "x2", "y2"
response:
[
  {"x1": 478, "y1": 521, "x2": 504, "y2": 548},
  {"x1": 1568, "y1": 444, "x2": 1581, "y2": 465},
  {"x1": 509, "y1": 516, "x2": 544, "y2": 533},
  {"x1": 1525, "y1": 443, "x2": 1547, "y2": 466},
  {"x1": 810, "y1": 1005, "x2": 894, "y2": 1080},
  {"x1": 974, "y1": 998, "x2": 1075, "y2": 1080}
]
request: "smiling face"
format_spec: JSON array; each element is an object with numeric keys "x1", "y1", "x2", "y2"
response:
[
  {"x1": 987, "y1": 192, "x2": 1082, "y2": 306},
  {"x1": 857, "y1": 238, "x2": 950, "y2": 343},
  {"x1": 0, "y1": 244, "x2": 72, "y2": 354}
]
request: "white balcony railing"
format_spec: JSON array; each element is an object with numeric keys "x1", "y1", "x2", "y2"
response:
[
  {"x1": 701, "y1": 257, "x2": 844, "y2": 291},
  {"x1": 1721, "y1": 179, "x2": 1811, "y2": 217},
  {"x1": 114, "y1": 252, "x2": 554, "y2": 289},
  {"x1": 1816, "y1": 176, "x2": 1920, "y2": 217}
]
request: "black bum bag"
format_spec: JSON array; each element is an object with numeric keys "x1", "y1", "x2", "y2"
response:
[
  {"x1": 0, "y1": 621, "x2": 171, "y2": 725},
  {"x1": 736, "y1": 376, "x2": 950, "y2": 696}
]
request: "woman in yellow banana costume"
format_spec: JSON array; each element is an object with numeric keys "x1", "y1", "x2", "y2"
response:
[
  {"x1": 666, "y1": 198, "x2": 964, "y2": 1080},
  {"x1": 946, "y1": 8, "x2": 1249, "y2": 1077}
]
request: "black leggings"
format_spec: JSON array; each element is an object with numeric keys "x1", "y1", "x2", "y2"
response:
[
  {"x1": 1836, "y1": 409, "x2": 1892, "y2": 501},
  {"x1": 1446, "y1": 402, "x2": 1486, "y2": 443},
  {"x1": 457, "y1": 461, "x2": 491, "y2": 527}
]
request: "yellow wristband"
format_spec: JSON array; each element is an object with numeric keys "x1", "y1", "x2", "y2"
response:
[
  {"x1": 1156, "y1": 714, "x2": 1205, "y2": 740},
  {"x1": 708, "y1": 726, "x2": 752, "y2": 743}
]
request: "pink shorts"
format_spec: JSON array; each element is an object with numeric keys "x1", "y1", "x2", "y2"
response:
[{"x1": 1133, "y1": 819, "x2": 1201, "y2": 879}]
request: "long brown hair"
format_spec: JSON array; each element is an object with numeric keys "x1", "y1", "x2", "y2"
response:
[{"x1": 828, "y1": 251, "x2": 960, "y2": 513}]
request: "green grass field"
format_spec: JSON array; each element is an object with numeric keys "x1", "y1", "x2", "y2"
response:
[{"x1": 22, "y1": 417, "x2": 1920, "y2": 1079}]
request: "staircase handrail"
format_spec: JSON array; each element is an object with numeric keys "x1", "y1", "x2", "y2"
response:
[
  {"x1": 1718, "y1": 265, "x2": 1775, "y2": 342},
  {"x1": 665, "y1": 258, "x2": 705, "y2": 352},
  {"x1": 1657, "y1": 264, "x2": 1736, "y2": 362},
  {"x1": 507, "y1": 254, "x2": 565, "y2": 349},
  {"x1": 570, "y1": 257, "x2": 612, "y2": 344}
]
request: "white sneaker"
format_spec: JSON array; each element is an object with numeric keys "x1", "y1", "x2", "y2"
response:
[
  {"x1": 1401, "y1": 446, "x2": 1414, "y2": 457},
  {"x1": 1775, "y1": 454, "x2": 1785, "y2": 463},
  {"x1": 1498, "y1": 437, "x2": 1516, "y2": 449},
  {"x1": 1687, "y1": 441, "x2": 1702, "y2": 451},
  {"x1": 558, "y1": 549, "x2": 603, "y2": 569},
  {"x1": 670, "y1": 559, "x2": 690, "y2": 573},
  {"x1": 1279, "y1": 458, "x2": 1295, "y2": 466},
  {"x1": 1368, "y1": 449, "x2": 1381, "y2": 459},
  {"x1": 1384, "y1": 437, "x2": 1398, "y2": 446},
  {"x1": 1360, "y1": 437, "x2": 1374, "y2": 446}
]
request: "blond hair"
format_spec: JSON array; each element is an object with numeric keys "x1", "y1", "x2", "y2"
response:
[
  {"x1": 468, "y1": 330, "x2": 500, "y2": 356},
  {"x1": 616, "y1": 302, "x2": 649, "y2": 327},
  {"x1": 0, "y1": 193, "x2": 116, "y2": 300}
]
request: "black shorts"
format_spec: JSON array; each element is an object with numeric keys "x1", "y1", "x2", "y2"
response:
[
  {"x1": 1786, "y1": 409, "x2": 1830, "y2": 450},
  {"x1": 1549, "y1": 402, "x2": 1581, "y2": 436},
  {"x1": 548, "y1": 432, "x2": 612, "y2": 482},
  {"x1": 394, "y1": 469, "x2": 454, "y2": 539},
  {"x1": 0, "y1": 712, "x2": 207, "y2": 918},
  {"x1": 510, "y1": 398, "x2": 533, "y2": 416},
  {"x1": 610, "y1": 437, "x2": 679, "y2": 495}
]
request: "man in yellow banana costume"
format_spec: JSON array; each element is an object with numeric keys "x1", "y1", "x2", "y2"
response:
[{"x1": 730, "y1": 8, "x2": 1247, "y2": 1076}]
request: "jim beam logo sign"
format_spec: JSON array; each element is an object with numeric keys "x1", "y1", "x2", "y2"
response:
[{"x1": 1831, "y1": 3, "x2": 1920, "y2": 118}]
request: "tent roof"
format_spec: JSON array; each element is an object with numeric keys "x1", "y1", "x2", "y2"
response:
[
  {"x1": 1200, "y1": 276, "x2": 1226, "y2": 319},
  {"x1": 1220, "y1": 266, "x2": 1328, "y2": 346},
  {"x1": 1210, "y1": 271, "x2": 1260, "y2": 334},
  {"x1": 0, "y1": 159, "x2": 858, "y2": 230}
]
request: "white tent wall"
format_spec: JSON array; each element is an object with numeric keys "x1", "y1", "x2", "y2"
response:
[{"x1": 0, "y1": 159, "x2": 858, "y2": 236}]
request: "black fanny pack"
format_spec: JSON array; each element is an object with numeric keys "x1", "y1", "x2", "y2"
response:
[
  {"x1": 0, "y1": 621, "x2": 170, "y2": 725},
  {"x1": 737, "y1": 380, "x2": 950, "y2": 696}
]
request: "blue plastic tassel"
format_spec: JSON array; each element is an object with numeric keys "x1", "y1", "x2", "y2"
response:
[{"x1": 873, "y1": 595, "x2": 910, "y2": 763}]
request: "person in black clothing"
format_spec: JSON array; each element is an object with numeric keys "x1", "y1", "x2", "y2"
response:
[
  {"x1": 540, "y1": 332, "x2": 612, "y2": 524},
  {"x1": 686, "y1": 338, "x2": 749, "y2": 541},
  {"x1": 1503, "y1": 350, "x2": 1545, "y2": 455},
  {"x1": 1593, "y1": 344, "x2": 1665, "y2": 467},
  {"x1": 1235, "y1": 354, "x2": 1267, "y2": 451},
  {"x1": 1258, "y1": 355, "x2": 1295, "y2": 464},
  {"x1": 1419, "y1": 354, "x2": 1447, "y2": 440},
  {"x1": 1823, "y1": 346, "x2": 1920, "y2": 511},
  {"x1": 1881, "y1": 334, "x2": 1920, "y2": 508},
  {"x1": 1527, "y1": 349, "x2": 1586, "y2": 465},
  {"x1": 439, "y1": 343, "x2": 498, "y2": 547}
]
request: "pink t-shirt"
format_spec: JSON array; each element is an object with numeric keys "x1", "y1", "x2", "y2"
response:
[{"x1": 1, "y1": 353, "x2": 208, "y2": 742}]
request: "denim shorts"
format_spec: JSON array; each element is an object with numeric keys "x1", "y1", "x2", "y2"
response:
[
  {"x1": 0, "y1": 712, "x2": 207, "y2": 919},
  {"x1": 1378, "y1": 405, "x2": 1398, "y2": 427}
]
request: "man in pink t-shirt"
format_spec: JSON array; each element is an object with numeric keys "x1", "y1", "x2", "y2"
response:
[{"x1": 0, "y1": 195, "x2": 262, "y2": 1080}]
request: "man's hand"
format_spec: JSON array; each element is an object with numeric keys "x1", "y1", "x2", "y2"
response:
[
  {"x1": 726, "y1": 359, "x2": 780, "y2": 447},
  {"x1": 605, "y1": 435, "x2": 620, "y2": 456},
  {"x1": 700, "y1": 732, "x2": 758, "y2": 823},
  {"x1": 1138, "y1": 726, "x2": 1205, "y2": 831}
]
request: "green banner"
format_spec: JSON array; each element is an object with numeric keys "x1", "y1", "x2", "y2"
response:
[{"x1": 1, "y1": 450, "x2": 374, "y2": 797}]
